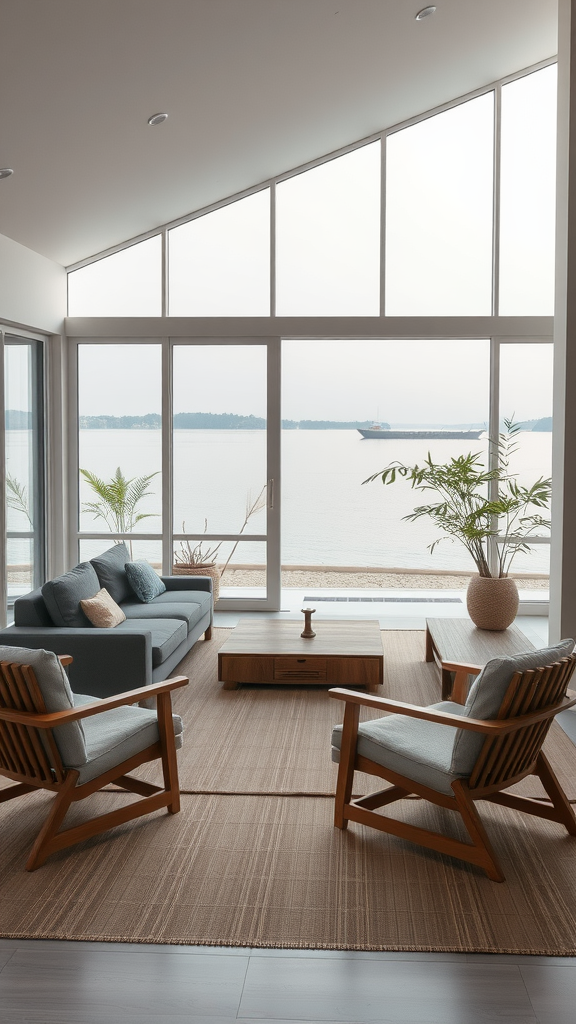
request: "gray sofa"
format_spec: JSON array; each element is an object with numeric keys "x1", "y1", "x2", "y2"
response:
[{"x1": 1, "y1": 543, "x2": 213, "y2": 698}]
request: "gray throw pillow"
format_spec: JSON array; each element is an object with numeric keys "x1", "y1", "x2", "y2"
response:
[
  {"x1": 125, "y1": 561, "x2": 167, "y2": 603},
  {"x1": 0, "y1": 645, "x2": 87, "y2": 766},
  {"x1": 90, "y1": 542, "x2": 132, "y2": 604},
  {"x1": 41, "y1": 562, "x2": 100, "y2": 627}
]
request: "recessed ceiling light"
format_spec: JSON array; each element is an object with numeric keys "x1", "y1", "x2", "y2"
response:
[
  {"x1": 415, "y1": 6, "x2": 436, "y2": 19},
  {"x1": 147, "y1": 113, "x2": 168, "y2": 126},
  {"x1": 0, "y1": 168, "x2": 13, "y2": 179}
]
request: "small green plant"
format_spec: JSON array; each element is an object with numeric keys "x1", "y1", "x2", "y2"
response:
[
  {"x1": 6, "y1": 472, "x2": 33, "y2": 526},
  {"x1": 80, "y1": 467, "x2": 159, "y2": 556},
  {"x1": 364, "y1": 420, "x2": 551, "y2": 578}
]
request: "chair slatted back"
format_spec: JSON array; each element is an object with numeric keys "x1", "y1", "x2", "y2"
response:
[
  {"x1": 0, "y1": 662, "x2": 65, "y2": 785},
  {"x1": 469, "y1": 653, "x2": 576, "y2": 790}
]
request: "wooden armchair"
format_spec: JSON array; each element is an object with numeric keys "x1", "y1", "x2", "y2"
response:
[
  {"x1": 0, "y1": 646, "x2": 188, "y2": 870},
  {"x1": 330, "y1": 641, "x2": 576, "y2": 882}
]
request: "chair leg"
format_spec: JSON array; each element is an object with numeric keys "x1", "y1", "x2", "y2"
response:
[
  {"x1": 535, "y1": 751, "x2": 576, "y2": 835},
  {"x1": 204, "y1": 626, "x2": 212, "y2": 641},
  {"x1": 157, "y1": 692, "x2": 181, "y2": 814},
  {"x1": 26, "y1": 771, "x2": 79, "y2": 872},
  {"x1": 334, "y1": 703, "x2": 360, "y2": 830},
  {"x1": 451, "y1": 780, "x2": 505, "y2": 882}
]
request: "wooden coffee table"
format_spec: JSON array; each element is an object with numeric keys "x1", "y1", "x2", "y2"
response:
[
  {"x1": 425, "y1": 617, "x2": 535, "y2": 702},
  {"x1": 218, "y1": 619, "x2": 384, "y2": 691}
]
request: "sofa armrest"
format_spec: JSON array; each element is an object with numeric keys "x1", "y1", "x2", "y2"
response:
[
  {"x1": 161, "y1": 575, "x2": 213, "y2": 595},
  {"x1": 0, "y1": 626, "x2": 152, "y2": 698}
]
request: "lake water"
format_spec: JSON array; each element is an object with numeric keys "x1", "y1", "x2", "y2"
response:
[{"x1": 6, "y1": 429, "x2": 552, "y2": 575}]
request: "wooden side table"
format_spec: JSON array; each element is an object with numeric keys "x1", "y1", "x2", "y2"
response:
[{"x1": 425, "y1": 617, "x2": 535, "y2": 703}]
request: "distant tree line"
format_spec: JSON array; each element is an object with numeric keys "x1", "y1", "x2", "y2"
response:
[
  {"x1": 5, "y1": 409, "x2": 554, "y2": 431},
  {"x1": 75, "y1": 412, "x2": 381, "y2": 430}
]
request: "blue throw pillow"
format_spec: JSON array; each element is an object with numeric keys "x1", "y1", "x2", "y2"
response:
[{"x1": 125, "y1": 561, "x2": 166, "y2": 603}]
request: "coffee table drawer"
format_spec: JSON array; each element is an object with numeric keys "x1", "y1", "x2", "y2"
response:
[
  {"x1": 274, "y1": 656, "x2": 327, "y2": 680},
  {"x1": 327, "y1": 657, "x2": 382, "y2": 689}
]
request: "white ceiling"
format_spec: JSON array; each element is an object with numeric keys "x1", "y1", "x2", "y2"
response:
[{"x1": 0, "y1": 0, "x2": 558, "y2": 267}]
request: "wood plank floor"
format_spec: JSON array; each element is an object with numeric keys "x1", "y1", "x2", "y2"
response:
[{"x1": 0, "y1": 940, "x2": 575, "y2": 1023}]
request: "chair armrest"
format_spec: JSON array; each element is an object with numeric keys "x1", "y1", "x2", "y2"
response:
[
  {"x1": 58, "y1": 655, "x2": 73, "y2": 667},
  {"x1": 328, "y1": 687, "x2": 576, "y2": 734},
  {"x1": 0, "y1": 676, "x2": 189, "y2": 729}
]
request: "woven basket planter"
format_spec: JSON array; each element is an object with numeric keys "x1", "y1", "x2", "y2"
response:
[
  {"x1": 466, "y1": 575, "x2": 519, "y2": 631},
  {"x1": 172, "y1": 562, "x2": 221, "y2": 602}
]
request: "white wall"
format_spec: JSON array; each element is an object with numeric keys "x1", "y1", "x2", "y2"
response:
[{"x1": 0, "y1": 232, "x2": 66, "y2": 334}]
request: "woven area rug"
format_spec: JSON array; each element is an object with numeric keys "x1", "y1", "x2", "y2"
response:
[{"x1": 1, "y1": 627, "x2": 576, "y2": 953}]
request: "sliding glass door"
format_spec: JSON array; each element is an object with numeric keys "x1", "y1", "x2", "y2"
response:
[
  {"x1": 3, "y1": 336, "x2": 45, "y2": 620},
  {"x1": 74, "y1": 338, "x2": 280, "y2": 609},
  {"x1": 172, "y1": 340, "x2": 280, "y2": 609}
]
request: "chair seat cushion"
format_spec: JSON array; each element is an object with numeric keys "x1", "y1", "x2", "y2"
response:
[
  {"x1": 114, "y1": 618, "x2": 187, "y2": 667},
  {"x1": 121, "y1": 594, "x2": 209, "y2": 632},
  {"x1": 70, "y1": 693, "x2": 183, "y2": 786},
  {"x1": 332, "y1": 701, "x2": 471, "y2": 796}
]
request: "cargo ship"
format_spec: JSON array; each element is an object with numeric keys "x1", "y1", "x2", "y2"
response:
[{"x1": 357, "y1": 426, "x2": 484, "y2": 440}]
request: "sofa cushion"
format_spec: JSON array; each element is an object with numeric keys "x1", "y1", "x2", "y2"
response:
[
  {"x1": 121, "y1": 598, "x2": 207, "y2": 633},
  {"x1": 70, "y1": 693, "x2": 183, "y2": 785},
  {"x1": 80, "y1": 588, "x2": 126, "y2": 628},
  {"x1": 41, "y1": 562, "x2": 100, "y2": 628},
  {"x1": 125, "y1": 560, "x2": 167, "y2": 602},
  {"x1": 0, "y1": 645, "x2": 87, "y2": 766},
  {"x1": 149, "y1": 589, "x2": 212, "y2": 617},
  {"x1": 90, "y1": 543, "x2": 132, "y2": 605},
  {"x1": 114, "y1": 618, "x2": 187, "y2": 667}
]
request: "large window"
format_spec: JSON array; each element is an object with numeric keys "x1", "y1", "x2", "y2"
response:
[
  {"x1": 281, "y1": 339, "x2": 490, "y2": 576},
  {"x1": 68, "y1": 237, "x2": 162, "y2": 317},
  {"x1": 77, "y1": 344, "x2": 162, "y2": 565},
  {"x1": 4, "y1": 338, "x2": 45, "y2": 615},
  {"x1": 275, "y1": 143, "x2": 380, "y2": 316},
  {"x1": 172, "y1": 344, "x2": 269, "y2": 598},
  {"x1": 499, "y1": 65, "x2": 557, "y2": 315},
  {"x1": 385, "y1": 94, "x2": 494, "y2": 315},
  {"x1": 67, "y1": 62, "x2": 557, "y2": 325},
  {"x1": 169, "y1": 190, "x2": 270, "y2": 316},
  {"x1": 68, "y1": 61, "x2": 556, "y2": 608},
  {"x1": 498, "y1": 342, "x2": 552, "y2": 579}
]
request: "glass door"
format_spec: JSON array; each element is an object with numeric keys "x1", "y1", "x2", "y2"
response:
[
  {"x1": 172, "y1": 340, "x2": 280, "y2": 609},
  {"x1": 3, "y1": 336, "x2": 45, "y2": 620}
]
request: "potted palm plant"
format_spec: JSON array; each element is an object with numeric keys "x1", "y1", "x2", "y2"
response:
[
  {"x1": 80, "y1": 467, "x2": 159, "y2": 559},
  {"x1": 364, "y1": 420, "x2": 551, "y2": 630}
]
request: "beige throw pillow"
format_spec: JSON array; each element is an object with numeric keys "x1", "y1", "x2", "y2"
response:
[{"x1": 80, "y1": 587, "x2": 126, "y2": 628}]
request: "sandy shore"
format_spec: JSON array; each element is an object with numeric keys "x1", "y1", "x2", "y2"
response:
[{"x1": 221, "y1": 568, "x2": 549, "y2": 590}]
